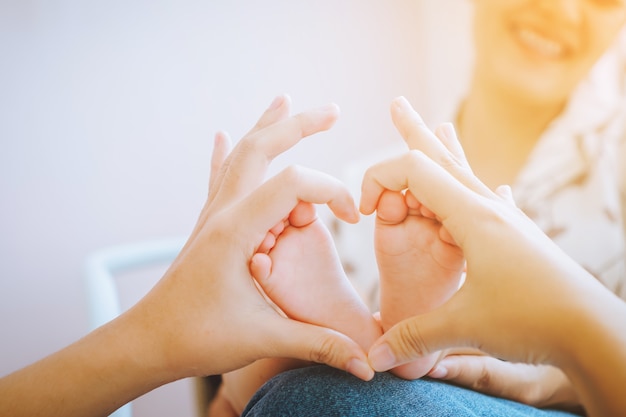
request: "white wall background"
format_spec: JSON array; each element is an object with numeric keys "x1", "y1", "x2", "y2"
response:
[{"x1": 0, "y1": 1, "x2": 472, "y2": 416}]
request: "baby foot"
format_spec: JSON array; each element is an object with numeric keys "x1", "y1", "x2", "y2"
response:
[
  {"x1": 216, "y1": 202, "x2": 381, "y2": 415},
  {"x1": 252, "y1": 201, "x2": 382, "y2": 350},
  {"x1": 376, "y1": 189, "x2": 464, "y2": 379}
]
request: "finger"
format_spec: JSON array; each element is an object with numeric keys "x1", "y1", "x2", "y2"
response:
[
  {"x1": 373, "y1": 311, "x2": 381, "y2": 326},
  {"x1": 360, "y1": 151, "x2": 482, "y2": 232},
  {"x1": 496, "y1": 184, "x2": 516, "y2": 205},
  {"x1": 427, "y1": 356, "x2": 567, "y2": 408},
  {"x1": 368, "y1": 301, "x2": 469, "y2": 373},
  {"x1": 428, "y1": 355, "x2": 511, "y2": 392},
  {"x1": 210, "y1": 103, "x2": 340, "y2": 211},
  {"x1": 188, "y1": 97, "x2": 291, "y2": 253},
  {"x1": 250, "y1": 94, "x2": 291, "y2": 134},
  {"x1": 207, "y1": 95, "x2": 292, "y2": 205},
  {"x1": 390, "y1": 97, "x2": 489, "y2": 195},
  {"x1": 440, "y1": 347, "x2": 487, "y2": 357},
  {"x1": 391, "y1": 97, "x2": 463, "y2": 171},
  {"x1": 209, "y1": 131, "x2": 232, "y2": 195},
  {"x1": 227, "y1": 165, "x2": 359, "y2": 247},
  {"x1": 186, "y1": 131, "x2": 232, "y2": 254},
  {"x1": 434, "y1": 122, "x2": 471, "y2": 171},
  {"x1": 261, "y1": 317, "x2": 374, "y2": 382},
  {"x1": 428, "y1": 354, "x2": 497, "y2": 381}
]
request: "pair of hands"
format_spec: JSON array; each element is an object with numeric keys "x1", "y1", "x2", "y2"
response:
[
  {"x1": 172, "y1": 94, "x2": 624, "y2": 417},
  {"x1": 232, "y1": 95, "x2": 580, "y2": 410},
  {"x1": 200, "y1": 95, "x2": 582, "y2": 412},
  {"x1": 3, "y1": 95, "x2": 622, "y2": 417}
]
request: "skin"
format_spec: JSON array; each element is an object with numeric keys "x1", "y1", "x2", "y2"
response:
[
  {"x1": 386, "y1": 97, "x2": 584, "y2": 411},
  {"x1": 215, "y1": 172, "x2": 383, "y2": 415},
  {"x1": 216, "y1": 199, "x2": 382, "y2": 415},
  {"x1": 0, "y1": 95, "x2": 376, "y2": 417},
  {"x1": 374, "y1": 122, "x2": 465, "y2": 380},
  {"x1": 462, "y1": 0, "x2": 626, "y2": 188},
  {"x1": 364, "y1": 97, "x2": 626, "y2": 417},
  {"x1": 212, "y1": 2, "x2": 626, "y2": 414},
  {"x1": 440, "y1": 0, "x2": 626, "y2": 410},
  {"x1": 209, "y1": 108, "x2": 466, "y2": 413}
]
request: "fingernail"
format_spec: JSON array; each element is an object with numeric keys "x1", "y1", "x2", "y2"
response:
[
  {"x1": 392, "y1": 96, "x2": 409, "y2": 111},
  {"x1": 349, "y1": 205, "x2": 360, "y2": 223},
  {"x1": 428, "y1": 365, "x2": 448, "y2": 379},
  {"x1": 368, "y1": 344, "x2": 396, "y2": 372},
  {"x1": 347, "y1": 358, "x2": 375, "y2": 381},
  {"x1": 315, "y1": 103, "x2": 340, "y2": 115},
  {"x1": 268, "y1": 95, "x2": 284, "y2": 110}
]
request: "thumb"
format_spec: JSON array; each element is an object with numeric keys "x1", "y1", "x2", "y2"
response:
[
  {"x1": 368, "y1": 306, "x2": 465, "y2": 373},
  {"x1": 263, "y1": 318, "x2": 375, "y2": 382}
]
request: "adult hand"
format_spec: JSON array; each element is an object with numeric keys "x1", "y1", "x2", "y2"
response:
[
  {"x1": 136, "y1": 94, "x2": 373, "y2": 380},
  {"x1": 0, "y1": 95, "x2": 374, "y2": 417},
  {"x1": 362, "y1": 97, "x2": 626, "y2": 417},
  {"x1": 210, "y1": 96, "x2": 381, "y2": 415},
  {"x1": 383, "y1": 96, "x2": 582, "y2": 408},
  {"x1": 429, "y1": 351, "x2": 582, "y2": 413}
]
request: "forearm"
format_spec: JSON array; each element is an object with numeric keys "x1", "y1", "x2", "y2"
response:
[
  {"x1": 0, "y1": 310, "x2": 172, "y2": 417},
  {"x1": 554, "y1": 278, "x2": 626, "y2": 417}
]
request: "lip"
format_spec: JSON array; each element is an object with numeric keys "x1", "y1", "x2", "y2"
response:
[{"x1": 510, "y1": 21, "x2": 576, "y2": 60}]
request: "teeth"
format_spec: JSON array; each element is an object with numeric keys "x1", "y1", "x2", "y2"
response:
[{"x1": 517, "y1": 28, "x2": 564, "y2": 58}]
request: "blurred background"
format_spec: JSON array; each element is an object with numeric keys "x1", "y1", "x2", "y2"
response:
[{"x1": 0, "y1": 1, "x2": 472, "y2": 415}]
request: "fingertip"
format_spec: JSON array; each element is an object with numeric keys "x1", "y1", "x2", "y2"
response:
[
  {"x1": 427, "y1": 364, "x2": 448, "y2": 379},
  {"x1": 320, "y1": 102, "x2": 341, "y2": 128},
  {"x1": 496, "y1": 184, "x2": 515, "y2": 204},
  {"x1": 213, "y1": 130, "x2": 232, "y2": 152},
  {"x1": 330, "y1": 205, "x2": 359, "y2": 225},
  {"x1": 358, "y1": 178, "x2": 380, "y2": 216},
  {"x1": 391, "y1": 96, "x2": 410, "y2": 112},
  {"x1": 359, "y1": 200, "x2": 375, "y2": 216},
  {"x1": 214, "y1": 130, "x2": 225, "y2": 143},
  {"x1": 268, "y1": 94, "x2": 287, "y2": 111},
  {"x1": 368, "y1": 343, "x2": 397, "y2": 373},
  {"x1": 329, "y1": 102, "x2": 340, "y2": 116},
  {"x1": 343, "y1": 197, "x2": 361, "y2": 223},
  {"x1": 346, "y1": 207, "x2": 360, "y2": 224},
  {"x1": 347, "y1": 358, "x2": 375, "y2": 381}
]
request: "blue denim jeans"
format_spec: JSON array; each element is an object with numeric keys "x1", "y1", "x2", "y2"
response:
[{"x1": 242, "y1": 365, "x2": 580, "y2": 417}]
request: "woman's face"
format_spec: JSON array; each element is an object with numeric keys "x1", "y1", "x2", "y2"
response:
[{"x1": 472, "y1": 0, "x2": 626, "y2": 103}]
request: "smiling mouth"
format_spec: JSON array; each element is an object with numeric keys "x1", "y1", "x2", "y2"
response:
[{"x1": 515, "y1": 27, "x2": 566, "y2": 59}]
